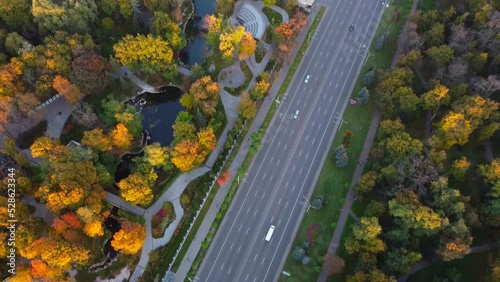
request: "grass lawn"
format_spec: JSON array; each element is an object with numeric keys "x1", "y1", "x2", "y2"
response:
[
  {"x1": 263, "y1": 7, "x2": 283, "y2": 26},
  {"x1": 408, "y1": 250, "x2": 498, "y2": 282},
  {"x1": 279, "y1": 0, "x2": 414, "y2": 280}
]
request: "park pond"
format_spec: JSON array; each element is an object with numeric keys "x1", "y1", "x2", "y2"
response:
[
  {"x1": 114, "y1": 86, "x2": 184, "y2": 184},
  {"x1": 180, "y1": 0, "x2": 218, "y2": 66}
]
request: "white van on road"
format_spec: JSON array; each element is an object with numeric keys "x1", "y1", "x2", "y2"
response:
[{"x1": 265, "y1": 225, "x2": 275, "y2": 242}]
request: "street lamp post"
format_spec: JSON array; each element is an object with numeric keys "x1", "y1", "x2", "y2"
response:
[{"x1": 298, "y1": 196, "x2": 312, "y2": 213}]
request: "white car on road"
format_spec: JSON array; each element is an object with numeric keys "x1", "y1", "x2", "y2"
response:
[
  {"x1": 304, "y1": 75, "x2": 310, "y2": 83},
  {"x1": 293, "y1": 110, "x2": 300, "y2": 119}
]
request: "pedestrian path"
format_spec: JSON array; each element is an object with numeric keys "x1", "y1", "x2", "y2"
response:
[{"x1": 172, "y1": 6, "x2": 321, "y2": 282}]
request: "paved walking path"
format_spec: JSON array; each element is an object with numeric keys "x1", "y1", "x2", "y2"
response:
[
  {"x1": 317, "y1": 0, "x2": 423, "y2": 281},
  {"x1": 397, "y1": 242, "x2": 500, "y2": 282}
]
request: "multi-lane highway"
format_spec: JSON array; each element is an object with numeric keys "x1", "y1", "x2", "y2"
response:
[{"x1": 197, "y1": 0, "x2": 385, "y2": 281}]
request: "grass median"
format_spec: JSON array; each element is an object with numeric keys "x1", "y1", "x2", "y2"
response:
[{"x1": 279, "y1": 1, "x2": 414, "y2": 281}]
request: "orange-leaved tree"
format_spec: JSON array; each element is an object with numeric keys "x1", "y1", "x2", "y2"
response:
[
  {"x1": 111, "y1": 220, "x2": 146, "y2": 254},
  {"x1": 189, "y1": 76, "x2": 220, "y2": 116},
  {"x1": 52, "y1": 75, "x2": 83, "y2": 105},
  {"x1": 110, "y1": 123, "x2": 133, "y2": 152},
  {"x1": 171, "y1": 139, "x2": 206, "y2": 172}
]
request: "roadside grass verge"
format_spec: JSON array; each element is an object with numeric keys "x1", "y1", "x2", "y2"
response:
[{"x1": 279, "y1": 0, "x2": 414, "y2": 281}]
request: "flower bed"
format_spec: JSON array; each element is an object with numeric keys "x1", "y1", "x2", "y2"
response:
[{"x1": 152, "y1": 202, "x2": 176, "y2": 238}]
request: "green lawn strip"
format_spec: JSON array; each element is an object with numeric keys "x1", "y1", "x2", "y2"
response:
[
  {"x1": 263, "y1": 7, "x2": 283, "y2": 25},
  {"x1": 261, "y1": 6, "x2": 325, "y2": 131},
  {"x1": 279, "y1": 1, "x2": 414, "y2": 281}
]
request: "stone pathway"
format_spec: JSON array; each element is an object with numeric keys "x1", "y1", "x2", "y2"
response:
[{"x1": 218, "y1": 63, "x2": 246, "y2": 89}]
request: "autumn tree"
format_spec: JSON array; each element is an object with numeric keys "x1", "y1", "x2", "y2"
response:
[
  {"x1": 171, "y1": 139, "x2": 206, "y2": 172},
  {"x1": 421, "y1": 84, "x2": 451, "y2": 121},
  {"x1": 433, "y1": 112, "x2": 473, "y2": 149},
  {"x1": 216, "y1": 0, "x2": 235, "y2": 17},
  {"x1": 451, "y1": 157, "x2": 470, "y2": 181},
  {"x1": 172, "y1": 119, "x2": 197, "y2": 144},
  {"x1": 322, "y1": 253, "x2": 345, "y2": 276},
  {"x1": 355, "y1": 171, "x2": 377, "y2": 196},
  {"x1": 197, "y1": 127, "x2": 217, "y2": 152},
  {"x1": 239, "y1": 32, "x2": 257, "y2": 60},
  {"x1": 204, "y1": 14, "x2": 223, "y2": 46},
  {"x1": 23, "y1": 236, "x2": 89, "y2": 278},
  {"x1": 382, "y1": 248, "x2": 422, "y2": 274},
  {"x1": 53, "y1": 75, "x2": 84, "y2": 105},
  {"x1": 345, "y1": 217, "x2": 386, "y2": 255},
  {"x1": 111, "y1": 221, "x2": 146, "y2": 254},
  {"x1": 437, "y1": 219, "x2": 472, "y2": 261},
  {"x1": 425, "y1": 45, "x2": 454, "y2": 67},
  {"x1": 144, "y1": 142, "x2": 170, "y2": 169},
  {"x1": 32, "y1": 0, "x2": 98, "y2": 34},
  {"x1": 30, "y1": 136, "x2": 55, "y2": 159},
  {"x1": 150, "y1": 12, "x2": 185, "y2": 51},
  {"x1": 118, "y1": 172, "x2": 154, "y2": 205},
  {"x1": 219, "y1": 26, "x2": 245, "y2": 63},
  {"x1": 188, "y1": 76, "x2": 220, "y2": 116},
  {"x1": 389, "y1": 191, "x2": 442, "y2": 236},
  {"x1": 69, "y1": 52, "x2": 111, "y2": 95},
  {"x1": 115, "y1": 111, "x2": 143, "y2": 136},
  {"x1": 113, "y1": 34, "x2": 177, "y2": 77},
  {"x1": 250, "y1": 80, "x2": 271, "y2": 100},
  {"x1": 0, "y1": 0, "x2": 33, "y2": 31},
  {"x1": 238, "y1": 92, "x2": 258, "y2": 119},
  {"x1": 81, "y1": 128, "x2": 112, "y2": 152},
  {"x1": 110, "y1": 123, "x2": 133, "y2": 152}
]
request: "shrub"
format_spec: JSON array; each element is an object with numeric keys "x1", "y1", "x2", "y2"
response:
[
  {"x1": 342, "y1": 130, "x2": 354, "y2": 148},
  {"x1": 217, "y1": 171, "x2": 232, "y2": 186},
  {"x1": 306, "y1": 224, "x2": 320, "y2": 245},
  {"x1": 363, "y1": 69, "x2": 375, "y2": 87},
  {"x1": 334, "y1": 145, "x2": 348, "y2": 168},
  {"x1": 302, "y1": 256, "x2": 311, "y2": 265},
  {"x1": 292, "y1": 246, "x2": 306, "y2": 261},
  {"x1": 356, "y1": 87, "x2": 370, "y2": 105}
]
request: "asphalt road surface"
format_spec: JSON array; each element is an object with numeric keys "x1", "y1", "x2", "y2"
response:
[{"x1": 197, "y1": 0, "x2": 385, "y2": 281}]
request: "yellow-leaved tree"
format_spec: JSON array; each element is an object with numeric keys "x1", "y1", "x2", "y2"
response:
[
  {"x1": 110, "y1": 123, "x2": 133, "y2": 152},
  {"x1": 197, "y1": 127, "x2": 217, "y2": 152},
  {"x1": 113, "y1": 34, "x2": 176, "y2": 76},
  {"x1": 238, "y1": 32, "x2": 257, "y2": 60},
  {"x1": 111, "y1": 221, "x2": 146, "y2": 254},
  {"x1": 117, "y1": 172, "x2": 154, "y2": 205}
]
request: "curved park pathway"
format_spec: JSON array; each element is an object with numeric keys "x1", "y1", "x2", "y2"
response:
[{"x1": 317, "y1": 0, "x2": 421, "y2": 281}]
